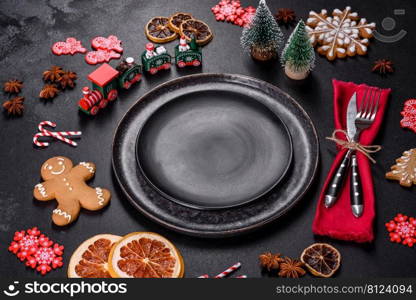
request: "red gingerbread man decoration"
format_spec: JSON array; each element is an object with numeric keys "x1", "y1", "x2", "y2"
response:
[{"x1": 33, "y1": 156, "x2": 111, "y2": 226}]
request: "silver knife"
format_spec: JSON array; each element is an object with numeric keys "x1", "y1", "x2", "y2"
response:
[{"x1": 324, "y1": 93, "x2": 358, "y2": 209}]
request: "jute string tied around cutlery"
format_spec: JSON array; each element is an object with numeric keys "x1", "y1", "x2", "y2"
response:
[{"x1": 326, "y1": 129, "x2": 382, "y2": 163}]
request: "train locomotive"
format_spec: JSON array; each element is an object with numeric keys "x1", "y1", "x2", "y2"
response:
[
  {"x1": 78, "y1": 58, "x2": 142, "y2": 115},
  {"x1": 78, "y1": 36, "x2": 202, "y2": 115}
]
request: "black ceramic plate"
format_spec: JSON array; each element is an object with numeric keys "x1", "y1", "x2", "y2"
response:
[
  {"x1": 112, "y1": 74, "x2": 319, "y2": 237},
  {"x1": 136, "y1": 91, "x2": 292, "y2": 209}
]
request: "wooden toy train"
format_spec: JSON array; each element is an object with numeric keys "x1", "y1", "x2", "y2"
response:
[{"x1": 79, "y1": 36, "x2": 202, "y2": 115}]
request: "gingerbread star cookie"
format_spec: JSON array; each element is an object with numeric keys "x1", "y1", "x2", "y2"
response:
[
  {"x1": 306, "y1": 6, "x2": 375, "y2": 61},
  {"x1": 33, "y1": 156, "x2": 111, "y2": 226},
  {"x1": 386, "y1": 149, "x2": 416, "y2": 187}
]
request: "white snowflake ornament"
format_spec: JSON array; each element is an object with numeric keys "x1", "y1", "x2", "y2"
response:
[{"x1": 306, "y1": 6, "x2": 376, "y2": 61}]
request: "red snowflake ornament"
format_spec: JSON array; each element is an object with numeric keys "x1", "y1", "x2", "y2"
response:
[
  {"x1": 400, "y1": 99, "x2": 416, "y2": 133},
  {"x1": 8, "y1": 227, "x2": 64, "y2": 275},
  {"x1": 385, "y1": 214, "x2": 416, "y2": 247},
  {"x1": 211, "y1": 0, "x2": 254, "y2": 27},
  {"x1": 51, "y1": 37, "x2": 87, "y2": 56}
]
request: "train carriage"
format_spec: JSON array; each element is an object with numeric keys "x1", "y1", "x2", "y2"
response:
[
  {"x1": 175, "y1": 36, "x2": 202, "y2": 68},
  {"x1": 141, "y1": 44, "x2": 172, "y2": 75}
]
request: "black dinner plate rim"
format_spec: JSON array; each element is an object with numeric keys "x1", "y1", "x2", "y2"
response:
[
  {"x1": 112, "y1": 73, "x2": 319, "y2": 237},
  {"x1": 134, "y1": 91, "x2": 294, "y2": 210}
]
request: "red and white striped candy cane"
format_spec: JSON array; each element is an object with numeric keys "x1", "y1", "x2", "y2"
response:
[
  {"x1": 197, "y1": 274, "x2": 209, "y2": 278},
  {"x1": 235, "y1": 275, "x2": 247, "y2": 278},
  {"x1": 214, "y1": 262, "x2": 241, "y2": 278},
  {"x1": 34, "y1": 121, "x2": 82, "y2": 147}
]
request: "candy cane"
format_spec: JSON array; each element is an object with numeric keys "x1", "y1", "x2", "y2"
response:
[
  {"x1": 235, "y1": 275, "x2": 247, "y2": 278},
  {"x1": 197, "y1": 274, "x2": 209, "y2": 278},
  {"x1": 34, "y1": 121, "x2": 82, "y2": 147},
  {"x1": 214, "y1": 262, "x2": 241, "y2": 278}
]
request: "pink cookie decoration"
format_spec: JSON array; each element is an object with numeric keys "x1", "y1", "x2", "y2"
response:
[
  {"x1": 385, "y1": 214, "x2": 416, "y2": 248},
  {"x1": 400, "y1": 99, "x2": 416, "y2": 133},
  {"x1": 51, "y1": 37, "x2": 87, "y2": 56},
  {"x1": 91, "y1": 35, "x2": 123, "y2": 53},
  {"x1": 85, "y1": 50, "x2": 121, "y2": 65},
  {"x1": 8, "y1": 227, "x2": 64, "y2": 275}
]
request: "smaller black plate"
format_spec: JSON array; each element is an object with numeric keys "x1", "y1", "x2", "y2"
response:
[{"x1": 136, "y1": 90, "x2": 292, "y2": 209}]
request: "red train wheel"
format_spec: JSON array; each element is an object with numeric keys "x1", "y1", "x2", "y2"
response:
[
  {"x1": 177, "y1": 61, "x2": 186, "y2": 68},
  {"x1": 90, "y1": 106, "x2": 99, "y2": 115},
  {"x1": 192, "y1": 59, "x2": 201, "y2": 67},
  {"x1": 150, "y1": 68, "x2": 158, "y2": 75},
  {"x1": 99, "y1": 99, "x2": 108, "y2": 109},
  {"x1": 108, "y1": 89, "x2": 118, "y2": 101}
]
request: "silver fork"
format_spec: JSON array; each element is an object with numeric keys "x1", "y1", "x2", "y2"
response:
[{"x1": 324, "y1": 88, "x2": 381, "y2": 216}]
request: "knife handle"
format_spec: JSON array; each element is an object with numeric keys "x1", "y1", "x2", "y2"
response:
[
  {"x1": 324, "y1": 151, "x2": 351, "y2": 208},
  {"x1": 350, "y1": 154, "x2": 363, "y2": 217}
]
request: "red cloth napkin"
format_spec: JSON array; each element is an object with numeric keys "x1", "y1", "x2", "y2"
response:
[{"x1": 312, "y1": 79, "x2": 391, "y2": 243}]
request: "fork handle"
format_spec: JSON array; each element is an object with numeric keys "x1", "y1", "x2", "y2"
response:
[
  {"x1": 350, "y1": 154, "x2": 363, "y2": 217},
  {"x1": 324, "y1": 150, "x2": 351, "y2": 208}
]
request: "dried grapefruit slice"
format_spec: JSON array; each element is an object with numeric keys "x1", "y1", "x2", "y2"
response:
[
  {"x1": 67, "y1": 234, "x2": 121, "y2": 278},
  {"x1": 300, "y1": 243, "x2": 341, "y2": 277},
  {"x1": 168, "y1": 12, "x2": 193, "y2": 33},
  {"x1": 180, "y1": 19, "x2": 213, "y2": 45},
  {"x1": 108, "y1": 232, "x2": 184, "y2": 278},
  {"x1": 145, "y1": 17, "x2": 178, "y2": 43}
]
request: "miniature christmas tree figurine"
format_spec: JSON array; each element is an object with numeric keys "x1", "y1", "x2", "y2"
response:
[
  {"x1": 281, "y1": 20, "x2": 315, "y2": 80},
  {"x1": 240, "y1": 0, "x2": 284, "y2": 61}
]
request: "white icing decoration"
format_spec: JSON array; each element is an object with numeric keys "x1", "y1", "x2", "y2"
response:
[
  {"x1": 80, "y1": 162, "x2": 94, "y2": 173},
  {"x1": 53, "y1": 209, "x2": 71, "y2": 222},
  {"x1": 36, "y1": 184, "x2": 47, "y2": 197},
  {"x1": 96, "y1": 188, "x2": 105, "y2": 205}
]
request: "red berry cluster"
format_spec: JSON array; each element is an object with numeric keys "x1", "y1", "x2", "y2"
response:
[
  {"x1": 385, "y1": 214, "x2": 416, "y2": 247},
  {"x1": 8, "y1": 227, "x2": 64, "y2": 275},
  {"x1": 211, "y1": 0, "x2": 256, "y2": 27}
]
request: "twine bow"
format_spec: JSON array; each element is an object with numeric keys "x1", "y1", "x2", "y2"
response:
[{"x1": 326, "y1": 129, "x2": 382, "y2": 163}]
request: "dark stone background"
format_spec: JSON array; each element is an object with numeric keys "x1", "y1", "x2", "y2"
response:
[{"x1": 0, "y1": 0, "x2": 415, "y2": 278}]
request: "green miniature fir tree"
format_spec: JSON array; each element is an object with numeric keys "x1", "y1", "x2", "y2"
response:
[
  {"x1": 240, "y1": 0, "x2": 284, "y2": 60},
  {"x1": 281, "y1": 20, "x2": 315, "y2": 73}
]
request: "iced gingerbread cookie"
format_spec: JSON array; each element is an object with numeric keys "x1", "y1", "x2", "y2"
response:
[
  {"x1": 385, "y1": 149, "x2": 416, "y2": 187},
  {"x1": 33, "y1": 156, "x2": 111, "y2": 226},
  {"x1": 306, "y1": 6, "x2": 375, "y2": 61}
]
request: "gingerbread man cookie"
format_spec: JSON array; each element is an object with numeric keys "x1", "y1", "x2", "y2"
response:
[{"x1": 33, "y1": 156, "x2": 111, "y2": 226}]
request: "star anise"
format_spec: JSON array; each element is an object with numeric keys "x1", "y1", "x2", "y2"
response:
[
  {"x1": 259, "y1": 252, "x2": 283, "y2": 271},
  {"x1": 3, "y1": 79, "x2": 23, "y2": 94},
  {"x1": 42, "y1": 66, "x2": 65, "y2": 82},
  {"x1": 39, "y1": 84, "x2": 59, "y2": 99},
  {"x1": 278, "y1": 257, "x2": 306, "y2": 278},
  {"x1": 3, "y1": 96, "x2": 24, "y2": 115},
  {"x1": 372, "y1": 59, "x2": 394, "y2": 75},
  {"x1": 275, "y1": 8, "x2": 296, "y2": 25},
  {"x1": 58, "y1": 70, "x2": 77, "y2": 89}
]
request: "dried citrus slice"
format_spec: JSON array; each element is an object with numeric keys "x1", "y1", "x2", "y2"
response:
[
  {"x1": 168, "y1": 12, "x2": 193, "y2": 33},
  {"x1": 180, "y1": 19, "x2": 213, "y2": 45},
  {"x1": 108, "y1": 232, "x2": 184, "y2": 278},
  {"x1": 67, "y1": 234, "x2": 121, "y2": 278},
  {"x1": 145, "y1": 17, "x2": 178, "y2": 43},
  {"x1": 300, "y1": 243, "x2": 341, "y2": 278}
]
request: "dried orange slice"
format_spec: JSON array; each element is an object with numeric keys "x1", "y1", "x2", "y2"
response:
[
  {"x1": 300, "y1": 243, "x2": 341, "y2": 278},
  {"x1": 145, "y1": 17, "x2": 178, "y2": 43},
  {"x1": 180, "y1": 19, "x2": 213, "y2": 45},
  {"x1": 67, "y1": 234, "x2": 121, "y2": 278},
  {"x1": 168, "y1": 12, "x2": 193, "y2": 33},
  {"x1": 108, "y1": 232, "x2": 184, "y2": 278}
]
